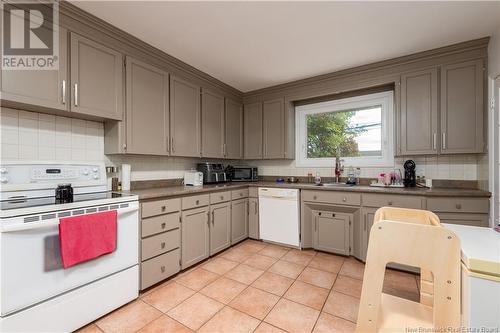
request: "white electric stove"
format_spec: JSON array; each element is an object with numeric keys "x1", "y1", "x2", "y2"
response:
[{"x1": 0, "y1": 161, "x2": 139, "y2": 333}]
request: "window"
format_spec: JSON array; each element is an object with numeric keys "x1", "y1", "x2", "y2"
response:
[{"x1": 295, "y1": 91, "x2": 394, "y2": 167}]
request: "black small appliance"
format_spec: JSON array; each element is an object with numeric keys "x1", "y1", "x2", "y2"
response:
[
  {"x1": 197, "y1": 163, "x2": 228, "y2": 184},
  {"x1": 403, "y1": 160, "x2": 416, "y2": 187}
]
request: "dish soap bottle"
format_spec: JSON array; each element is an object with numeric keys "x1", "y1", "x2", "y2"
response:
[{"x1": 314, "y1": 172, "x2": 322, "y2": 185}]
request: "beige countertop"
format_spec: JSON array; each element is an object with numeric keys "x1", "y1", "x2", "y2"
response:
[{"x1": 126, "y1": 181, "x2": 491, "y2": 201}]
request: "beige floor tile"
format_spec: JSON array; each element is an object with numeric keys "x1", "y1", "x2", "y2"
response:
[
  {"x1": 254, "y1": 322, "x2": 287, "y2": 333},
  {"x1": 298, "y1": 267, "x2": 337, "y2": 289},
  {"x1": 323, "y1": 291, "x2": 359, "y2": 323},
  {"x1": 229, "y1": 286, "x2": 280, "y2": 320},
  {"x1": 268, "y1": 260, "x2": 305, "y2": 279},
  {"x1": 264, "y1": 299, "x2": 320, "y2": 333},
  {"x1": 237, "y1": 240, "x2": 267, "y2": 253},
  {"x1": 383, "y1": 286, "x2": 420, "y2": 302},
  {"x1": 75, "y1": 323, "x2": 103, "y2": 333},
  {"x1": 243, "y1": 253, "x2": 278, "y2": 270},
  {"x1": 200, "y1": 277, "x2": 247, "y2": 304},
  {"x1": 252, "y1": 271, "x2": 294, "y2": 296},
  {"x1": 339, "y1": 257, "x2": 365, "y2": 280},
  {"x1": 137, "y1": 315, "x2": 193, "y2": 333},
  {"x1": 167, "y1": 294, "x2": 224, "y2": 330},
  {"x1": 332, "y1": 275, "x2": 363, "y2": 298},
  {"x1": 198, "y1": 307, "x2": 260, "y2": 333},
  {"x1": 142, "y1": 282, "x2": 195, "y2": 312},
  {"x1": 308, "y1": 255, "x2": 345, "y2": 274},
  {"x1": 202, "y1": 257, "x2": 239, "y2": 275},
  {"x1": 384, "y1": 268, "x2": 418, "y2": 292},
  {"x1": 96, "y1": 300, "x2": 162, "y2": 333},
  {"x1": 284, "y1": 281, "x2": 329, "y2": 310},
  {"x1": 175, "y1": 268, "x2": 219, "y2": 291},
  {"x1": 313, "y1": 312, "x2": 356, "y2": 333},
  {"x1": 221, "y1": 247, "x2": 254, "y2": 262},
  {"x1": 225, "y1": 264, "x2": 265, "y2": 285},
  {"x1": 258, "y1": 245, "x2": 289, "y2": 259},
  {"x1": 140, "y1": 279, "x2": 174, "y2": 298},
  {"x1": 282, "y1": 249, "x2": 314, "y2": 266}
]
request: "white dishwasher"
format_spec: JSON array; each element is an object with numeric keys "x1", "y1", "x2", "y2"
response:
[{"x1": 258, "y1": 187, "x2": 300, "y2": 247}]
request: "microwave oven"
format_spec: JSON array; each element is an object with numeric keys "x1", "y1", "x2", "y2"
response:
[{"x1": 231, "y1": 166, "x2": 258, "y2": 182}]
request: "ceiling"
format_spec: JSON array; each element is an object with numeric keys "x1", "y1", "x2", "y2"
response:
[{"x1": 72, "y1": 1, "x2": 500, "y2": 93}]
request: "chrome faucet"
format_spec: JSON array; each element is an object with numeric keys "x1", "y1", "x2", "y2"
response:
[{"x1": 334, "y1": 149, "x2": 344, "y2": 183}]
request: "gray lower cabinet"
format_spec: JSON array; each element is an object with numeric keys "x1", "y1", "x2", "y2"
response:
[
  {"x1": 440, "y1": 59, "x2": 484, "y2": 154},
  {"x1": 181, "y1": 206, "x2": 210, "y2": 269},
  {"x1": 201, "y1": 89, "x2": 225, "y2": 158},
  {"x1": 263, "y1": 98, "x2": 285, "y2": 159},
  {"x1": 225, "y1": 98, "x2": 243, "y2": 159},
  {"x1": 0, "y1": 28, "x2": 68, "y2": 111},
  {"x1": 231, "y1": 198, "x2": 248, "y2": 244},
  {"x1": 70, "y1": 32, "x2": 123, "y2": 120},
  {"x1": 209, "y1": 202, "x2": 231, "y2": 255},
  {"x1": 400, "y1": 68, "x2": 439, "y2": 155},
  {"x1": 360, "y1": 207, "x2": 377, "y2": 262},
  {"x1": 426, "y1": 196, "x2": 489, "y2": 227},
  {"x1": 170, "y1": 75, "x2": 201, "y2": 157},
  {"x1": 244, "y1": 102, "x2": 263, "y2": 159},
  {"x1": 312, "y1": 211, "x2": 350, "y2": 255},
  {"x1": 248, "y1": 197, "x2": 259, "y2": 239},
  {"x1": 125, "y1": 57, "x2": 169, "y2": 155}
]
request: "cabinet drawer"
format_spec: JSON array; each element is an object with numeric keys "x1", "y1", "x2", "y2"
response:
[
  {"x1": 141, "y1": 249, "x2": 180, "y2": 290},
  {"x1": 210, "y1": 191, "x2": 231, "y2": 204},
  {"x1": 182, "y1": 194, "x2": 209, "y2": 210},
  {"x1": 436, "y1": 213, "x2": 489, "y2": 227},
  {"x1": 363, "y1": 194, "x2": 423, "y2": 209},
  {"x1": 249, "y1": 187, "x2": 258, "y2": 198},
  {"x1": 142, "y1": 228, "x2": 180, "y2": 261},
  {"x1": 427, "y1": 197, "x2": 489, "y2": 214},
  {"x1": 142, "y1": 212, "x2": 180, "y2": 238},
  {"x1": 302, "y1": 190, "x2": 361, "y2": 206},
  {"x1": 142, "y1": 198, "x2": 181, "y2": 218},
  {"x1": 232, "y1": 188, "x2": 249, "y2": 199}
]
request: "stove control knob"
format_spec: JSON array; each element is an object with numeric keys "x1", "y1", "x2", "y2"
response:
[
  {"x1": 93, "y1": 175, "x2": 99, "y2": 180},
  {"x1": 83, "y1": 169, "x2": 89, "y2": 176},
  {"x1": 0, "y1": 168, "x2": 7, "y2": 174},
  {"x1": 92, "y1": 167, "x2": 99, "y2": 173},
  {"x1": 1, "y1": 177, "x2": 8, "y2": 183}
]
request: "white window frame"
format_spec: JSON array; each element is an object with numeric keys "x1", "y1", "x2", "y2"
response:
[{"x1": 295, "y1": 91, "x2": 394, "y2": 168}]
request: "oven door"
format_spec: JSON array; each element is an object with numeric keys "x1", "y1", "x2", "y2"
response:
[
  {"x1": 233, "y1": 168, "x2": 252, "y2": 181},
  {"x1": 0, "y1": 202, "x2": 139, "y2": 316}
]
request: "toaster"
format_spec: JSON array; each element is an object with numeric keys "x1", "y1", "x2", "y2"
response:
[{"x1": 184, "y1": 170, "x2": 203, "y2": 186}]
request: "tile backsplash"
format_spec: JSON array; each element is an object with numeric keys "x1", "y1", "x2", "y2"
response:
[{"x1": 1, "y1": 108, "x2": 104, "y2": 162}]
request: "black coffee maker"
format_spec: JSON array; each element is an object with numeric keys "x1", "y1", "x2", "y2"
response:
[{"x1": 403, "y1": 160, "x2": 416, "y2": 187}]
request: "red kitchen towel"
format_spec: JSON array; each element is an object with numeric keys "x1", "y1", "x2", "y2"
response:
[{"x1": 59, "y1": 210, "x2": 117, "y2": 269}]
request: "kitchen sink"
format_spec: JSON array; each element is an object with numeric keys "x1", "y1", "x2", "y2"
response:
[{"x1": 319, "y1": 183, "x2": 355, "y2": 187}]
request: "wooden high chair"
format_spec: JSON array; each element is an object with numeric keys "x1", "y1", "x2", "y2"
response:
[{"x1": 356, "y1": 207, "x2": 461, "y2": 332}]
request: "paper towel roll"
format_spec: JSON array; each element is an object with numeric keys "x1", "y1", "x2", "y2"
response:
[{"x1": 121, "y1": 164, "x2": 131, "y2": 191}]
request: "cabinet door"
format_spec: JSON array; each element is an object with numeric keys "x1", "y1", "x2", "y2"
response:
[
  {"x1": 181, "y1": 207, "x2": 209, "y2": 269},
  {"x1": 125, "y1": 57, "x2": 169, "y2": 155},
  {"x1": 231, "y1": 198, "x2": 248, "y2": 244},
  {"x1": 360, "y1": 208, "x2": 377, "y2": 262},
  {"x1": 263, "y1": 98, "x2": 285, "y2": 159},
  {"x1": 210, "y1": 202, "x2": 231, "y2": 255},
  {"x1": 400, "y1": 68, "x2": 438, "y2": 155},
  {"x1": 435, "y1": 213, "x2": 489, "y2": 227},
  {"x1": 0, "y1": 28, "x2": 68, "y2": 110},
  {"x1": 248, "y1": 197, "x2": 259, "y2": 239},
  {"x1": 244, "y1": 102, "x2": 263, "y2": 159},
  {"x1": 170, "y1": 76, "x2": 201, "y2": 157},
  {"x1": 201, "y1": 89, "x2": 224, "y2": 158},
  {"x1": 225, "y1": 98, "x2": 243, "y2": 159},
  {"x1": 440, "y1": 59, "x2": 484, "y2": 154},
  {"x1": 313, "y1": 211, "x2": 350, "y2": 255},
  {"x1": 70, "y1": 33, "x2": 123, "y2": 120}
]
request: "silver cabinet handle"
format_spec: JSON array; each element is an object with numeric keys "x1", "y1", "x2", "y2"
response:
[
  {"x1": 456, "y1": 203, "x2": 462, "y2": 210},
  {"x1": 62, "y1": 80, "x2": 66, "y2": 104},
  {"x1": 212, "y1": 210, "x2": 215, "y2": 224},
  {"x1": 433, "y1": 133, "x2": 437, "y2": 150},
  {"x1": 254, "y1": 201, "x2": 258, "y2": 215},
  {"x1": 161, "y1": 222, "x2": 166, "y2": 229},
  {"x1": 160, "y1": 266, "x2": 165, "y2": 273},
  {"x1": 74, "y1": 83, "x2": 78, "y2": 106},
  {"x1": 442, "y1": 132, "x2": 446, "y2": 149},
  {"x1": 171, "y1": 137, "x2": 175, "y2": 153},
  {"x1": 161, "y1": 242, "x2": 166, "y2": 249}
]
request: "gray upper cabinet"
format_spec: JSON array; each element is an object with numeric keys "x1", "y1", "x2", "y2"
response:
[
  {"x1": 0, "y1": 28, "x2": 68, "y2": 111},
  {"x1": 313, "y1": 211, "x2": 350, "y2": 255},
  {"x1": 440, "y1": 59, "x2": 484, "y2": 154},
  {"x1": 125, "y1": 57, "x2": 169, "y2": 155},
  {"x1": 225, "y1": 99, "x2": 244, "y2": 159},
  {"x1": 400, "y1": 68, "x2": 439, "y2": 155},
  {"x1": 209, "y1": 202, "x2": 231, "y2": 255},
  {"x1": 181, "y1": 206, "x2": 210, "y2": 269},
  {"x1": 231, "y1": 198, "x2": 248, "y2": 244},
  {"x1": 70, "y1": 33, "x2": 123, "y2": 120},
  {"x1": 244, "y1": 102, "x2": 263, "y2": 159},
  {"x1": 170, "y1": 76, "x2": 201, "y2": 157},
  {"x1": 263, "y1": 98, "x2": 285, "y2": 159},
  {"x1": 201, "y1": 89, "x2": 225, "y2": 158}
]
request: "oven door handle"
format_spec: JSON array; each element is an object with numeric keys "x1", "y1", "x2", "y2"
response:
[{"x1": 1, "y1": 206, "x2": 138, "y2": 233}]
